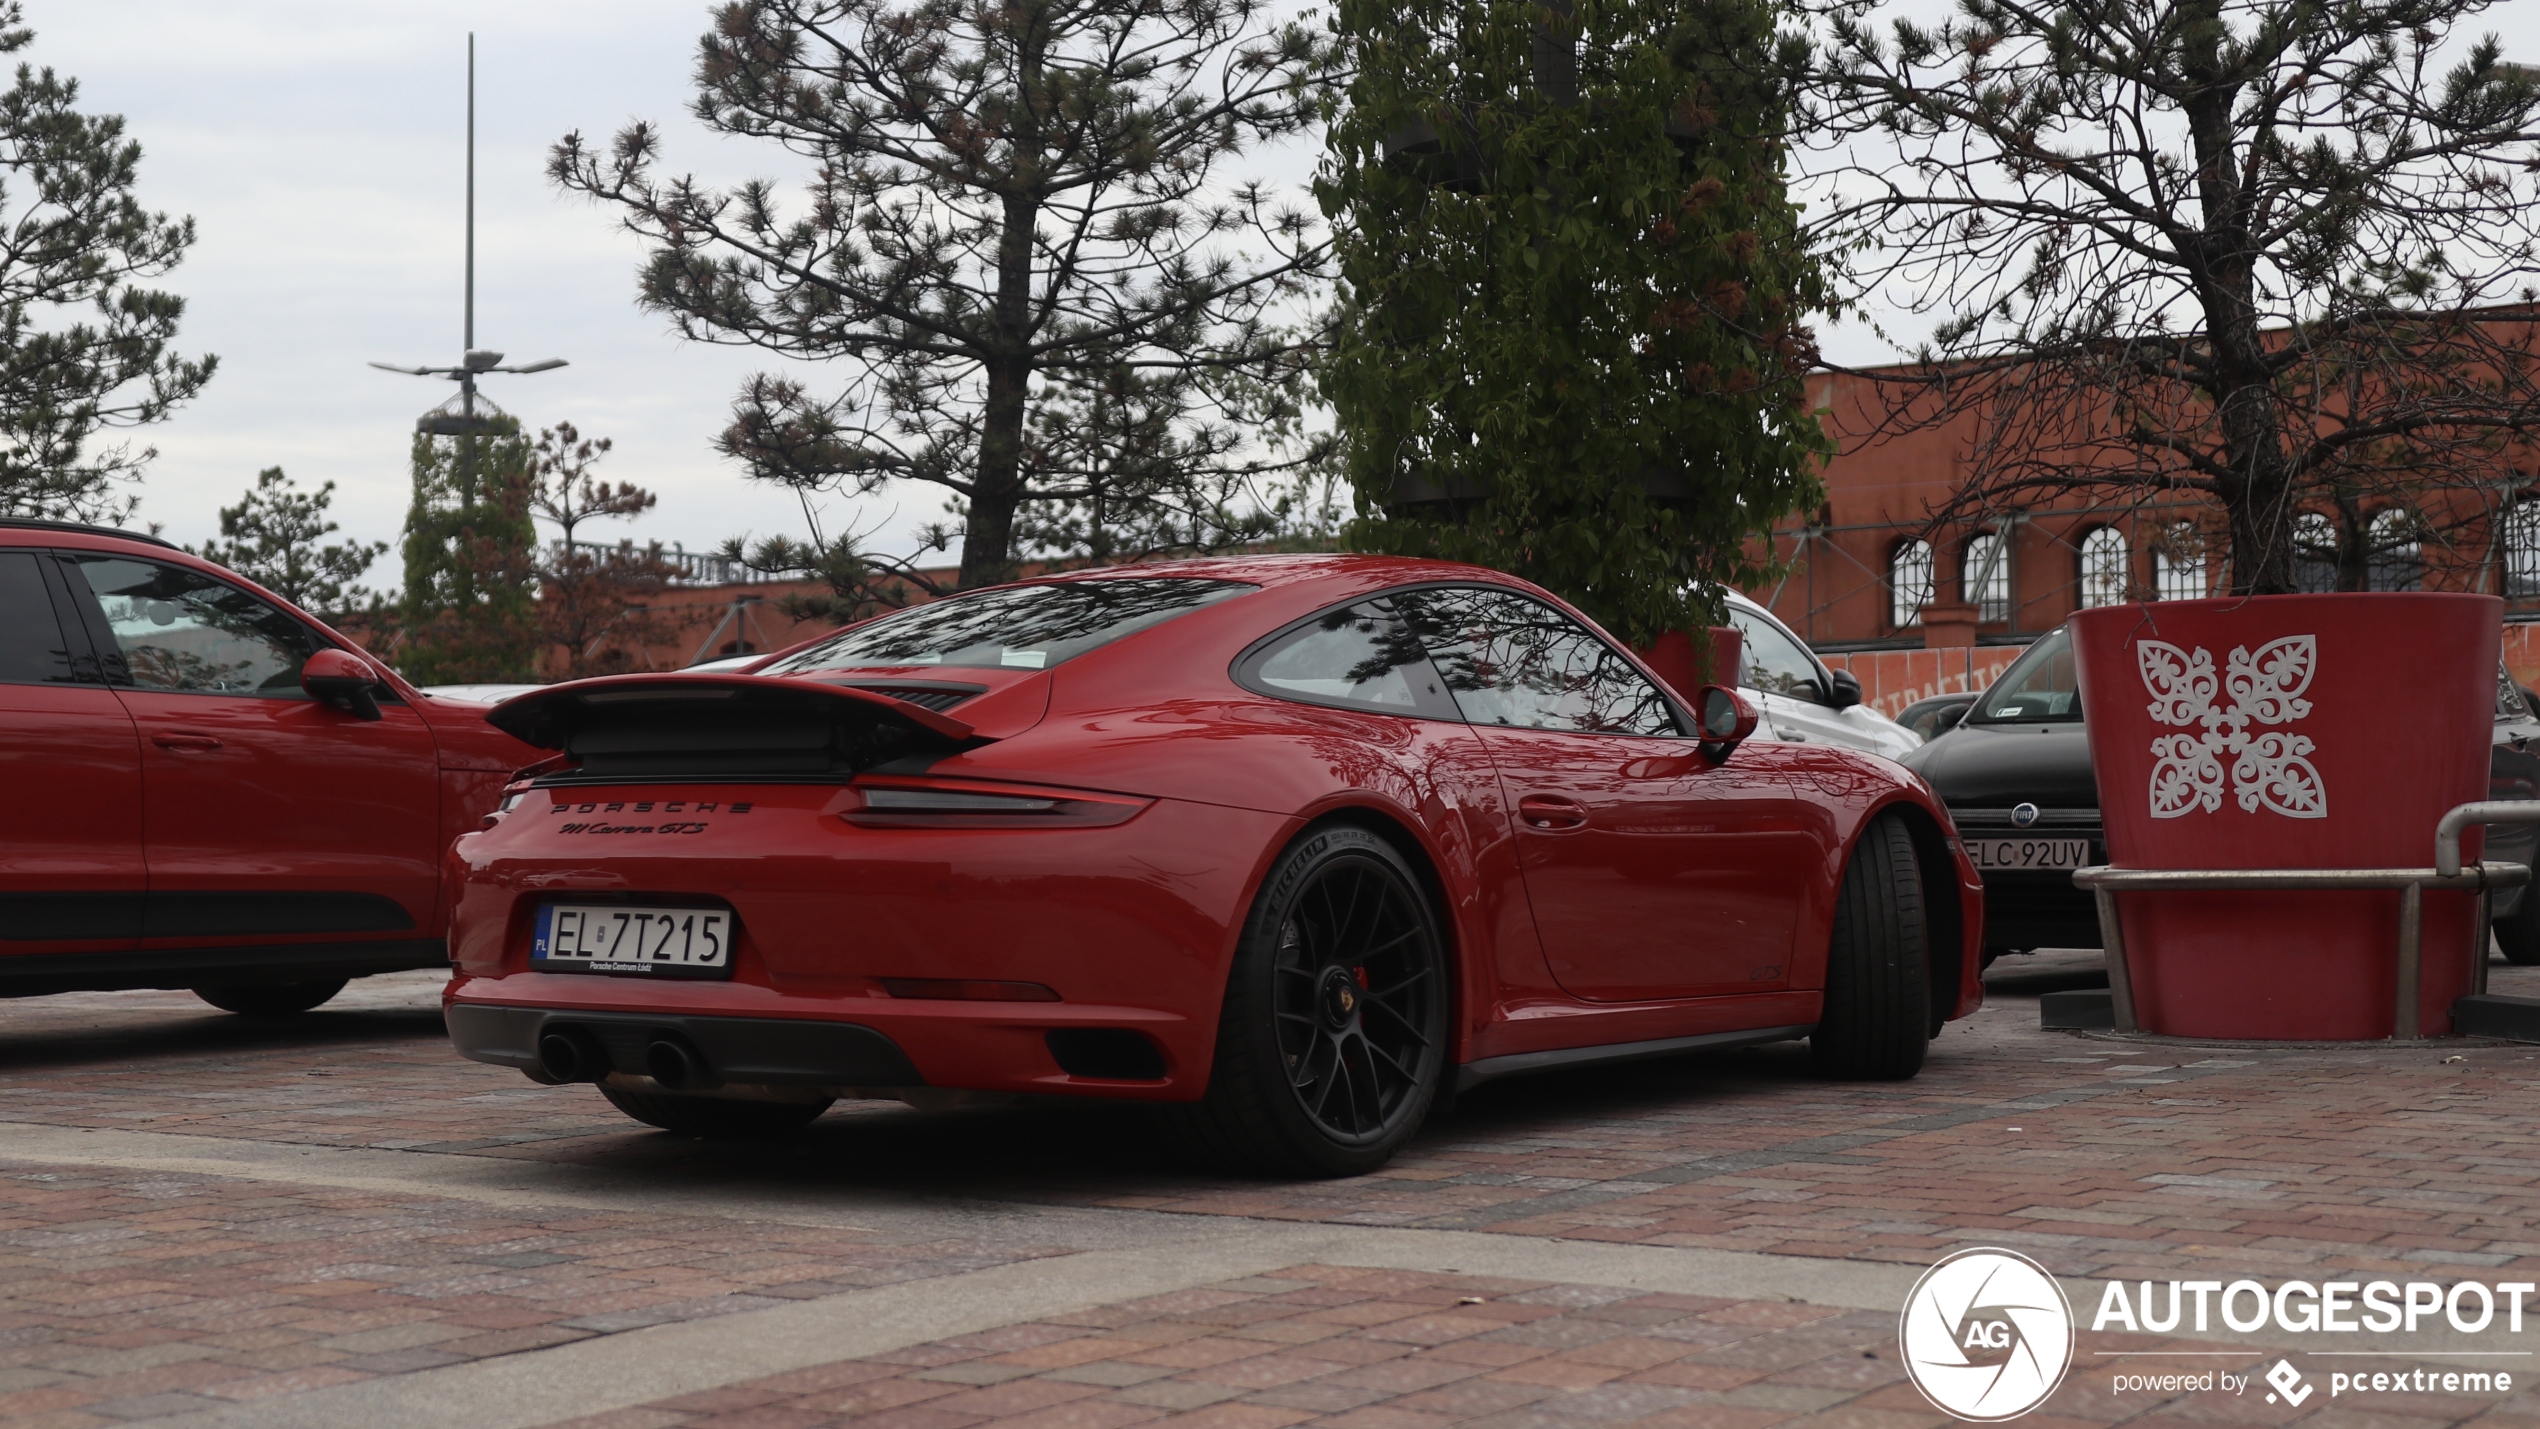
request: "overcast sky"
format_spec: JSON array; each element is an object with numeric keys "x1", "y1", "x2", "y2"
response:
[
  {"x1": 37, "y1": 1, "x2": 975, "y2": 579},
  {"x1": 36, "y1": 0, "x2": 2540, "y2": 586}
]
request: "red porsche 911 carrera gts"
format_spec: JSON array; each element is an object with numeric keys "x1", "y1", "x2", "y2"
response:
[{"x1": 444, "y1": 555, "x2": 1983, "y2": 1174}]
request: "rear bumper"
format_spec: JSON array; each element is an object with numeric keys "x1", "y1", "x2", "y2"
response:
[
  {"x1": 447, "y1": 1002, "x2": 925, "y2": 1087},
  {"x1": 445, "y1": 785, "x2": 1283, "y2": 1100},
  {"x1": 447, "y1": 975, "x2": 1198, "y2": 1098}
]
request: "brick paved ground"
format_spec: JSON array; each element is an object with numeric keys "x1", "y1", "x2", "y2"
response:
[
  {"x1": 0, "y1": 1160, "x2": 1055, "y2": 1425},
  {"x1": 542, "y1": 1264, "x2": 2540, "y2": 1429},
  {"x1": 6, "y1": 956, "x2": 2540, "y2": 1425},
  {"x1": 9, "y1": 960, "x2": 2539, "y2": 1282}
]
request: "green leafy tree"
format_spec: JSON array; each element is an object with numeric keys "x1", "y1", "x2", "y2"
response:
[
  {"x1": 191, "y1": 467, "x2": 386, "y2": 618},
  {"x1": 1320, "y1": 0, "x2": 1828, "y2": 645},
  {"x1": 395, "y1": 417, "x2": 540, "y2": 684},
  {"x1": 550, "y1": 0, "x2": 1334, "y2": 590},
  {"x1": 0, "y1": 2, "x2": 214, "y2": 521}
]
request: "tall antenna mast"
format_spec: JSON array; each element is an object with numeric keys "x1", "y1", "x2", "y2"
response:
[
  {"x1": 465, "y1": 31, "x2": 475, "y2": 357},
  {"x1": 369, "y1": 32, "x2": 567, "y2": 435}
]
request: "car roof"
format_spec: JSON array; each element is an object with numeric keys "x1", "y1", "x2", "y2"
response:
[
  {"x1": 1030, "y1": 553, "x2": 1518, "y2": 592},
  {"x1": 0, "y1": 517, "x2": 180, "y2": 551}
]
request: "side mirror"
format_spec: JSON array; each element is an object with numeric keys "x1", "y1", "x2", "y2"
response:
[
  {"x1": 1826, "y1": 668, "x2": 1862, "y2": 710},
  {"x1": 1937, "y1": 702, "x2": 1970, "y2": 732},
  {"x1": 1696, "y1": 684, "x2": 1758, "y2": 760},
  {"x1": 302, "y1": 648, "x2": 384, "y2": 722}
]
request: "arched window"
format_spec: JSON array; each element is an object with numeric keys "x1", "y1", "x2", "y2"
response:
[
  {"x1": 2294, "y1": 512, "x2": 2338, "y2": 593},
  {"x1": 2152, "y1": 522, "x2": 2207, "y2": 601},
  {"x1": 2077, "y1": 527, "x2": 2127, "y2": 608},
  {"x1": 2367, "y1": 507, "x2": 2424, "y2": 592},
  {"x1": 1963, "y1": 532, "x2": 2009, "y2": 622},
  {"x1": 2506, "y1": 501, "x2": 2540, "y2": 598},
  {"x1": 1889, "y1": 539, "x2": 1934, "y2": 627}
]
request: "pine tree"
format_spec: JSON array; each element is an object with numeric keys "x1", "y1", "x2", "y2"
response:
[
  {"x1": 551, "y1": 0, "x2": 1334, "y2": 590},
  {"x1": 524, "y1": 422, "x2": 675, "y2": 677},
  {"x1": 0, "y1": 2, "x2": 214, "y2": 519},
  {"x1": 191, "y1": 467, "x2": 385, "y2": 618}
]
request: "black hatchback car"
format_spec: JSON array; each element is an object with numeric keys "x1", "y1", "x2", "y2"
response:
[{"x1": 1900, "y1": 625, "x2": 2540, "y2": 965}]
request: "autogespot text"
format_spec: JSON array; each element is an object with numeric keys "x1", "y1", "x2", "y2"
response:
[{"x1": 2095, "y1": 1278, "x2": 2529, "y2": 1399}]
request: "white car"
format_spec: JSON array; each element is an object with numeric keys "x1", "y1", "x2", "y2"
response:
[
  {"x1": 417, "y1": 682, "x2": 546, "y2": 704},
  {"x1": 416, "y1": 655, "x2": 766, "y2": 707},
  {"x1": 1721, "y1": 590, "x2": 1919, "y2": 760}
]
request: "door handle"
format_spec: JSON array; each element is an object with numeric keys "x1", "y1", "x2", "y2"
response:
[
  {"x1": 152, "y1": 732, "x2": 223, "y2": 752},
  {"x1": 1517, "y1": 794, "x2": 1589, "y2": 831}
]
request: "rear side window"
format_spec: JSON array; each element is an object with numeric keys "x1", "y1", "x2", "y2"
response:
[
  {"x1": 1391, "y1": 586, "x2": 1680, "y2": 737},
  {"x1": 0, "y1": 552, "x2": 77, "y2": 685},
  {"x1": 765, "y1": 578, "x2": 1253, "y2": 675},
  {"x1": 1237, "y1": 599, "x2": 1459, "y2": 718},
  {"x1": 61, "y1": 555, "x2": 325, "y2": 696}
]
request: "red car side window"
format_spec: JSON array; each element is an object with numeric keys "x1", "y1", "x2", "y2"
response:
[
  {"x1": 1391, "y1": 587, "x2": 1681, "y2": 737},
  {"x1": 60, "y1": 556, "x2": 323, "y2": 697},
  {"x1": 0, "y1": 553, "x2": 78, "y2": 686}
]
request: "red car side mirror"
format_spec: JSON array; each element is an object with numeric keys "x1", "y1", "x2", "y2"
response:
[
  {"x1": 1697, "y1": 684, "x2": 1757, "y2": 760},
  {"x1": 302, "y1": 648, "x2": 384, "y2": 722}
]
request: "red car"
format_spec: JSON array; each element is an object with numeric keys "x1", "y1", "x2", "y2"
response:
[
  {"x1": 445, "y1": 556, "x2": 1984, "y2": 1174},
  {"x1": 0, "y1": 519, "x2": 540, "y2": 1013}
]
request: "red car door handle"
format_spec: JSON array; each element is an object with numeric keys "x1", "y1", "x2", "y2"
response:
[
  {"x1": 1517, "y1": 794, "x2": 1589, "y2": 831},
  {"x1": 151, "y1": 732, "x2": 223, "y2": 752}
]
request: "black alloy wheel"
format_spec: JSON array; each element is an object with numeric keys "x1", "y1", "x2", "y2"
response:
[{"x1": 1168, "y1": 825, "x2": 1448, "y2": 1177}]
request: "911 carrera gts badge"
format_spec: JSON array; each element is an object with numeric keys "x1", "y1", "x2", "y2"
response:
[{"x1": 548, "y1": 800, "x2": 754, "y2": 836}]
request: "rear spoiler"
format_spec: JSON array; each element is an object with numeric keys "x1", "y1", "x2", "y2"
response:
[{"x1": 488, "y1": 673, "x2": 975, "y2": 782}]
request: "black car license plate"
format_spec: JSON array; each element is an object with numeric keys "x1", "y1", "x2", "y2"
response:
[{"x1": 531, "y1": 904, "x2": 734, "y2": 978}]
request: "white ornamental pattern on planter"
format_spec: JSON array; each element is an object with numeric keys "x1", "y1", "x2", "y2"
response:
[{"x1": 2138, "y1": 635, "x2": 2326, "y2": 819}]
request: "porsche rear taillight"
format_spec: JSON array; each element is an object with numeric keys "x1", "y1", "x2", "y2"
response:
[
  {"x1": 484, "y1": 778, "x2": 538, "y2": 827},
  {"x1": 840, "y1": 778, "x2": 1150, "y2": 829}
]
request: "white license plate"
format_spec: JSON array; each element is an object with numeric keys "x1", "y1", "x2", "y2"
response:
[
  {"x1": 1968, "y1": 838, "x2": 2092, "y2": 871},
  {"x1": 532, "y1": 904, "x2": 732, "y2": 976}
]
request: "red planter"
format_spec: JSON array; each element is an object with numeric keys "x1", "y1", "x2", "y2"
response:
[
  {"x1": 2069, "y1": 594, "x2": 2499, "y2": 1039},
  {"x1": 1636, "y1": 627, "x2": 1742, "y2": 704}
]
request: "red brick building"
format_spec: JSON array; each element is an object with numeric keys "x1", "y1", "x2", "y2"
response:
[{"x1": 1739, "y1": 365, "x2": 2540, "y2": 712}]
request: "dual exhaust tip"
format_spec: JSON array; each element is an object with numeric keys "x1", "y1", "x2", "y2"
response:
[{"x1": 534, "y1": 1026, "x2": 711, "y2": 1090}]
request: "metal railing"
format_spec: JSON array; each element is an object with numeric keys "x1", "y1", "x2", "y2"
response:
[
  {"x1": 552, "y1": 540, "x2": 743, "y2": 586},
  {"x1": 2073, "y1": 800, "x2": 2539, "y2": 1040}
]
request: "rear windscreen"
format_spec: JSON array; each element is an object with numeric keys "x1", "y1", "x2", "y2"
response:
[{"x1": 762, "y1": 578, "x2": 1254, "y2": 675}]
